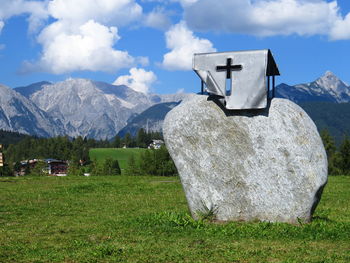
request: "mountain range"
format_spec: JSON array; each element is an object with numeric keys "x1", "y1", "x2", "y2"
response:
[
  {"x1": 0, "y1": 84, "x2": 63, "y2": 137},
  {"x1": 118, "y1": 71, "x2": 350, "y2": 140},
  {"x1": 0, "y1": 79, "x2": 187, "y2": 139},
  {"x1": 117, "y1": 101, "x2": 182, "y2": 138},
  {"x1": 275, "y1": 71, "x2": 350, "y2": 103},
  {"x1": 0, "y1": 71, "x2": 349, "y2": 140}
]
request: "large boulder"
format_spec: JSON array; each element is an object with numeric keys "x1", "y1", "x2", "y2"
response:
[{"x1": 163, "y1": 95, "x2": 328, "y2": 224}]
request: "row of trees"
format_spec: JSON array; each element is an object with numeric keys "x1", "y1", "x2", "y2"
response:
[
  {"x1": 125, "y1": 146, "x2": 177, "y2": 177},
  {"x1": 1, "y1": 135, "x2": 115, "y2": 176},
  {"x1": 0, "y1": 129, "x2": 32, "y2": 147},
  {"x1": 321, "y1": 130, "x2": 350, "y2": 175},
  {"x1": 112, "y1": 129, "x2": 162, "y2": 148},
  {"x1": 0, "y1": 129, "x2": 169, "y2": 177},
  {"x1": 3, "y1": 130, "x2": 163, "y2": 167},
  {"x1": 4, "y1": 136, "x2": 92, "y2": 166},
  {"x1": 67, "y1": 158, "x2": 121, "y2": 176}
]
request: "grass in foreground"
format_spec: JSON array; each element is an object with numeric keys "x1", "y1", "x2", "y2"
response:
[
  {"x1": 0, "y1": 175, "x2": 349, "y2": 263},
  {"x1": 89, "y1": 148, "x2": 146, "y2": 170}
]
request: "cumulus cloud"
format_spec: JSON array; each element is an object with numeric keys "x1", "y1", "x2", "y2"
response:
[
  {"x1": 5, "y1": 0, "x2": 350, "y2": 77},
  {"x1": 21, "y1": 0, "x2": 145, "y2": 74},
  {"x1": 0, "y1": 21, "x2": 4, "y2": 34},
  {"x1": 161, "y1": 21, "x2": 216, "y2": 70},
  {"x1": 47, "y1": 0, "x2": 142, "y2": 27},
  {"x1": 144, "y1": 7, "x2": 171, "y2": 30},
  {"x1": 330, "y1": 13, "x2": 350, "y2": 40},
  {"x1": 176, "y1": 0, "x2": 199, "y2": 7},
  {"x1": 182, "y1": 0, "x2": 350, "y2": 39},
  {"x1": 0, "y1": 21, "x2": 4, "y2": 50},
  {"x1": 113, "y1": 67, "x2": 157, "y2": 94},
  {"x1": 141, "y1": 0, "x2": 350, "y2": 40},
  {"x1": 0, "y1": 0, "x2": 48, "y2": 33},
  {"x1": 29, "y1": 20, "x2": 134, "y2": 74}
]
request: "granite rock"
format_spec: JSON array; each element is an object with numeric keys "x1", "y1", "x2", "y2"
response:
[{"x1": 163, "y1": 95, "x2": 328, "y2": 223}]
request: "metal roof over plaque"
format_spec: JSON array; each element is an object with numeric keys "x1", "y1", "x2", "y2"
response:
[{"x1": 193, "y1": 49, "x2": 280, "y2": 110}]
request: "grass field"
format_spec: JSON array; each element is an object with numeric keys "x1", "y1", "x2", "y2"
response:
[
  {"x1": 0, "y1": 175, "x2": 349, "y2": 263},
  {"x1": 89, "y1": 148, "x2": 147, "y2": 170}
]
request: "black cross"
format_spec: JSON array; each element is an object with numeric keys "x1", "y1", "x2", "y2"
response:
[{"x1": 216, "y1": 58, "x2": 242, "y2": 79}]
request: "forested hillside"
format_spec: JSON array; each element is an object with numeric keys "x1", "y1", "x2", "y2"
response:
[
  {"x1": 0, "y1": 130, "x2": 32, "y2": 146},
  {"x1": 299, "y1": 102, "x2": 350, "y2": 145},
  {"x1": 4, "y1": 136, "x2": 92, "y2": 165}
]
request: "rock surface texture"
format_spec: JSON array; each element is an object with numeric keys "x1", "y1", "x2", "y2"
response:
[{"x1": 163, "y1": 95, "x2": 328, "y2": 224}]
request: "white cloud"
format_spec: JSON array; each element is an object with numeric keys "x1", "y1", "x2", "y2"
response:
[
  {"x1": 183, "y1": 0, "x2": 345, "y2": 37},
  {"x1": 161, "y1": 21, "x2": 216, "y2": 70},
  {"x1": 1, "y1": 19, "x2": 5, "y2": 50},
  {"x1": 330, "y1": 13, "x2": 350, "y2": 40},
  {"x1": 113, "y1": 67, "x2": 157, "y2": 94},
  {"x1": 141, "y1": 0, "x2": 350, "y2": 40},
  {"x1": 251, "y1": 0, "x2": 340, "y2": 36},
  {"x1": 31, "y1": 20, "x2": 134, "y2": 74},
  {"x1": 177, "y1": 0, "x2": 198, "y2": 7},
  {"x1": 144, "y1": 7, "x2": 171, "y2": 30},
  {"x1": 22, "y1": 0, "x2": 146, "y2": 74},
  {"x1": 0, "y1": 21, "x2": 4, "y2": 34},
  {"x1": 0, "y1": 18, "x2": 5, "y2": 52},
  {"x1": 137, "y1": 56, "x2": 150, "y2": 67},
  {"x1": 0, "y1": 0, "x2": 48, "y2": 33},
  {"x1": 48, "y1": 0, "x2": 142, "y2": 27}
]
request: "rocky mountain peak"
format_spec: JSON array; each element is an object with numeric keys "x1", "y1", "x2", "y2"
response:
[
  {"x1": 12, "y1": 78, "x2": 191, "y2": 139},
  {"x1": 0, "y1": 84, "x2": 14, "y2": 101},
  {"x1": 0, "y1": 84, "x2": 63, "y2": 137},
  {"x1": 52, "y1": 78, "x2": 98, "y2": 93},
  {"x1": 315, "y1": 71, "x2": 348, "y2": 94},
  {"x1": 277, "y1": 71, "x2": 350, "y2": 103}
]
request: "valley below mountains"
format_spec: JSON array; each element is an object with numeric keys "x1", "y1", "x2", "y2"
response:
[{"x1": 0, "y1": 71, "x2": 349, "y2": 142}]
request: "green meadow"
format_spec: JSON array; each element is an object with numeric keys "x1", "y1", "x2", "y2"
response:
[
  {"x1": 0, "y1": 175, "x2": 349, "y2": 263},
  {"x1": 89, "y1": 148, "x2": 147, "y2": 170}
]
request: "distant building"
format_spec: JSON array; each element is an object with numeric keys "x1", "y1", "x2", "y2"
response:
[
  {"x1": 16, "y1": 159, "x2": 68, "y2": 176},
  {"x1": 46, "y1": 159, "x2": 68, "y2": 176},
  {"x1": 0, "y1": 144, "x2": 3, "y2": 167},
  {"x1": 148, "y1": 139, "x2": 164, "y2": 150}
]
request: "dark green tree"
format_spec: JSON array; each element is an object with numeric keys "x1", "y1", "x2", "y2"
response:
[
  {"x1": 90, "y1": 159, "x2": 104, "y2": 176},
  {"x1": 111, "y1": 159, "x2": 121, "y2": 175},
  {"x1": 155, "y1": 145, "x2": 177, "y2": 176},
  {"x1": 13, "y1": 161, "x2": 21, "y2": 173},
  {"x1": 339, "y1": 136, "x2": 350, "y2": 175},
  {"x1": 30, "y1": 160, "x2": 47, "y2": 176},
  {"x1": 0, "y1": 165, "x2": 13, "y2": 177},
  {"x1": 123, "y1": 133, "x2": 132, "y2": 148},
  {"x1": 136, "y1": 128, "x2": 147, "y2": 148},
  {"x1": 125, "y1": 154, "x2": 139, "y2": 176},
  {"x1": 24, "y1": 164, "x2": 31, "y2": 175},
  {"x1": 320, "y1": 129, "x2": 338, "y2": 175},
  {"x1": 321, "y1": 129, "x2": 336, "y2": 160},
  {"x1": 67, "y1": 163, "x2": 76, "y2": 176},
  {"x1": 112, "y1": 136, "x2": 122, "y2": 148},
  {"x1": 102, "y1": 158, "x2": 121, "y2": 175},
  {"x1": 138, "y1": 146, "x2": 177, "y2": 176},
  {"x1": 139, "y1": 150, "x2": 155, "y2": 175}
]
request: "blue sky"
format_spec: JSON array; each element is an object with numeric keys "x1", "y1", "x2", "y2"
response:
[{"x1": 0, "y1": 0, "x2": 350, "y2": 95}]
